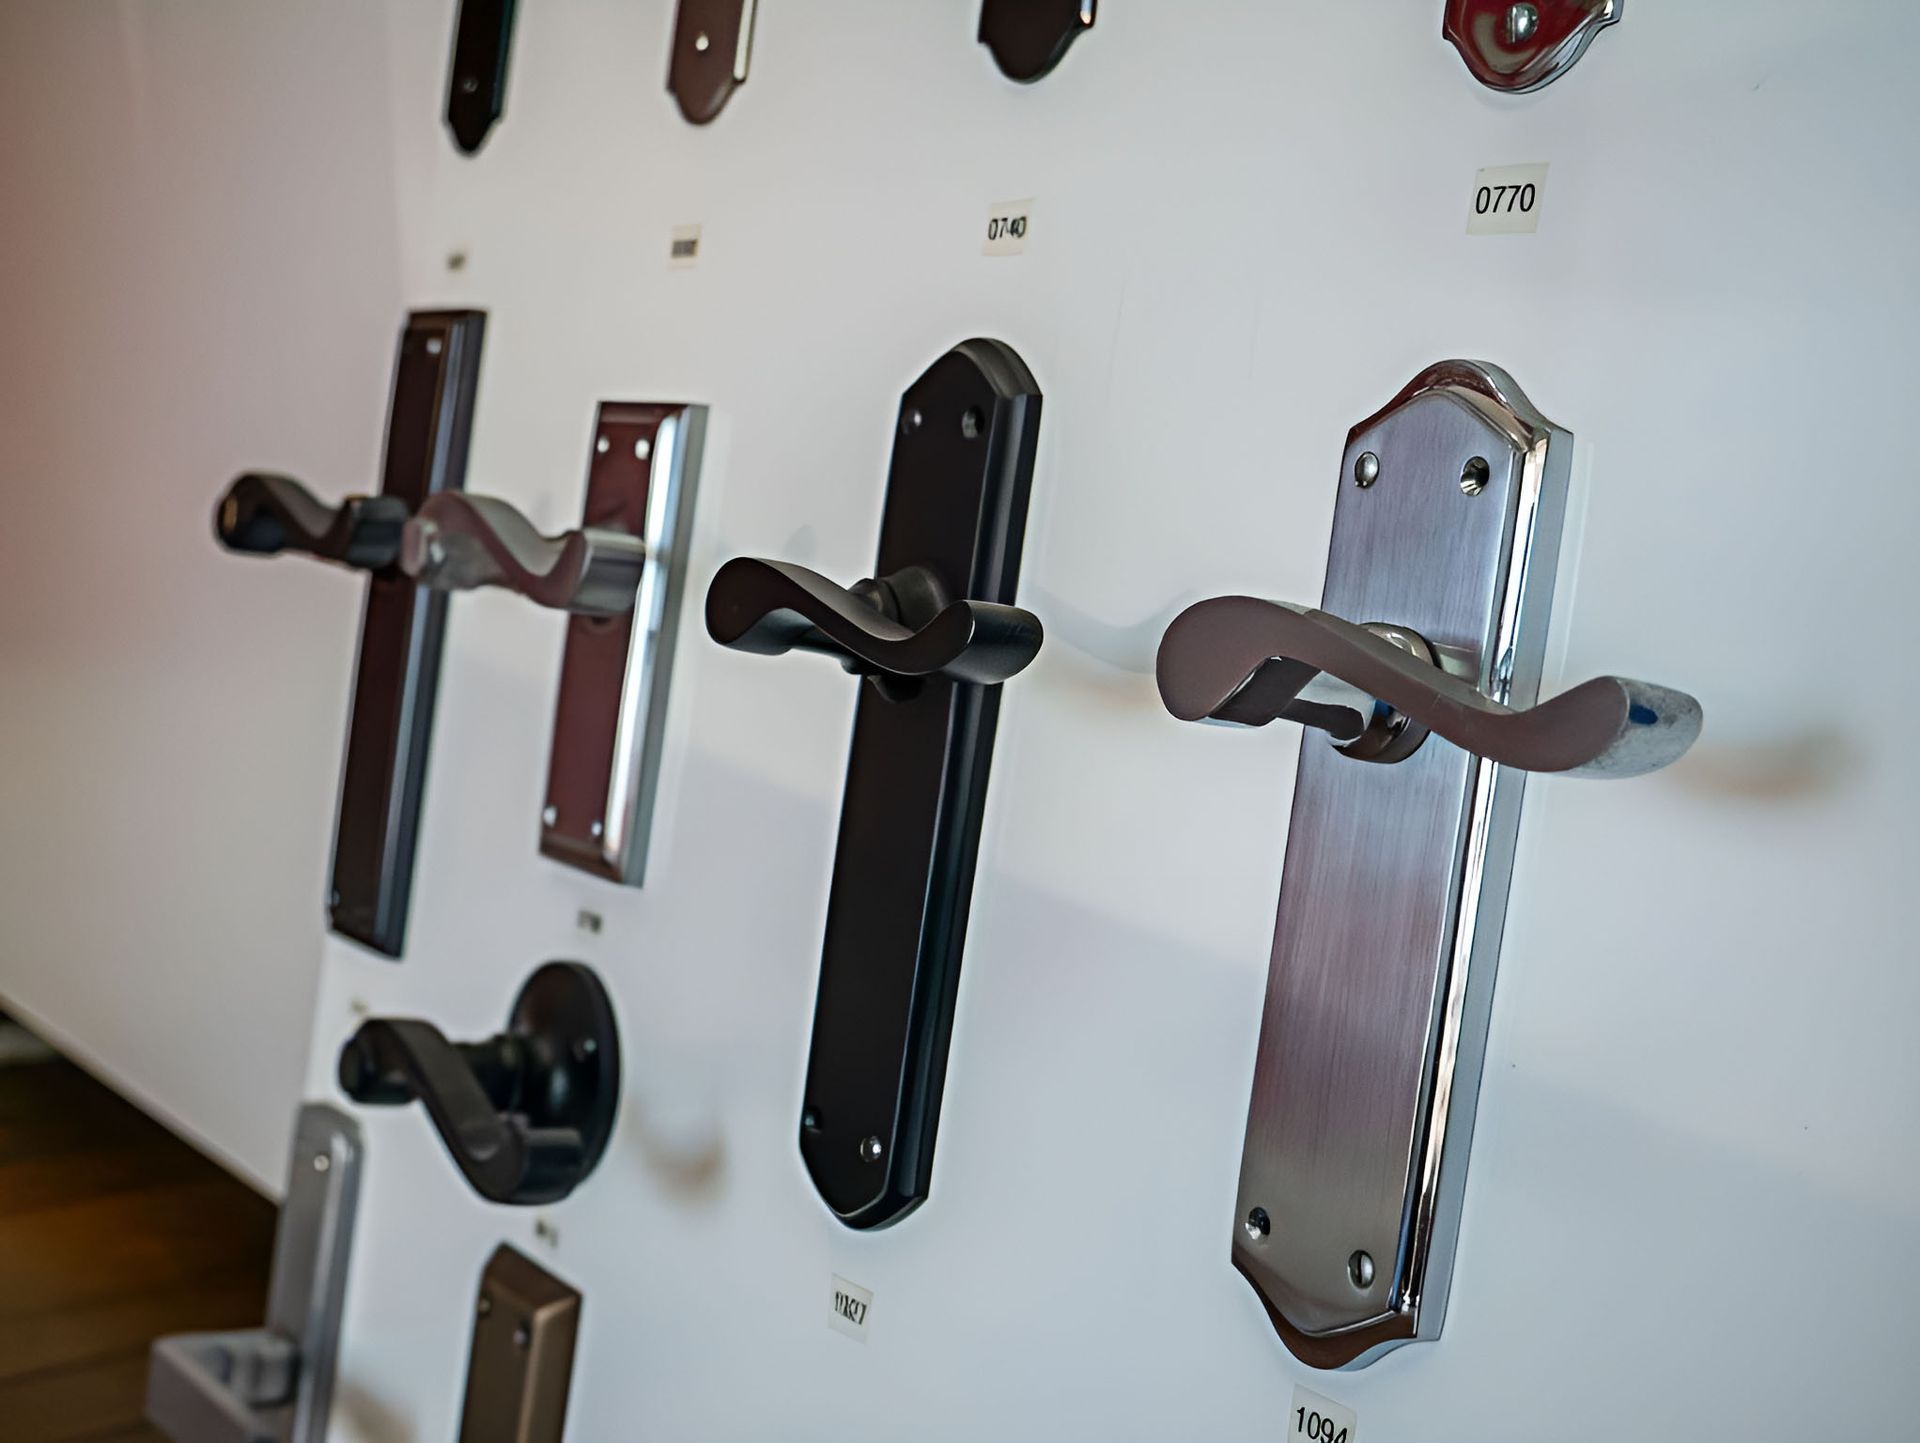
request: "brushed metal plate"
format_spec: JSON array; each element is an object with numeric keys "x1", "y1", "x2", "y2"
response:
[
  {"x1": 147, "y1": 1105, "x2": 363, "y2": 1443},
  {"x1": 457, "y1": 1246, "x2": 581, "y2": 1443},
  {"x1": 539, "y1": 403, "x2": 706, "y2": 886},
  {"x1": 1231, "y1": 362, "x2": 1570, "y2": 1368}
]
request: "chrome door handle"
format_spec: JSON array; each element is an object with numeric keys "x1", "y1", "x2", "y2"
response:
[
  {"x1": 400, "y1": 492, "x2": 647, "y2": 616},
  {"x1": 706, "y1": 556, "x2": 1043, "y2": 690},
  {"x1": 1157, "y1": 595, "x2": 1701, "y2": 778}
]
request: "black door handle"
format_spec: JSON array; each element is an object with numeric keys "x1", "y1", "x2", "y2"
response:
[
  {"x1": 336, "y1": 962, "x2": 621, "y2": 1206},
  {"x1": 706, "y1": 556, "x2": 1042, "y2": 693},
  {"x1": 215, "y1": 473, "x2": 410, "y2": 571}
]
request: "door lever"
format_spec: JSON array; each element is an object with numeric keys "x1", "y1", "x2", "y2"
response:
[
  {"x1": 216, "y1": 473, "x2": 410, "y2": 571},
  {"x1": 401, "y1": 492, "x2": 648, "y2": 616},
  {"x1": 336, "y1": 962, "x2": 621, "y2": 1206},
  {"x1": 1157, "y1": 596, "x2": 1701, "y2": 778},
  {"x1": 706, "y1": 556, "x2": 1042, "y2": 692}
]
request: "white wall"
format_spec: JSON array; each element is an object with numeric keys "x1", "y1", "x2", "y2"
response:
[{"x1": 0, "y1": 1, "x2": 403, "y2": 1189}]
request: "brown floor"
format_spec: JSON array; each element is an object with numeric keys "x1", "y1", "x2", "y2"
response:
[{"x1": 0, "y1": 1047, "x2": 278, "y2": 1443}]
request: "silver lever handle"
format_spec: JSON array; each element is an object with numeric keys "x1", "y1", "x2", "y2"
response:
[
  {"x1": 399, "y1": 492, "x2": 648, "y2": 616},
  {"x1": 1156, "y1": 595, "x2": 1701, "y2": 778}
]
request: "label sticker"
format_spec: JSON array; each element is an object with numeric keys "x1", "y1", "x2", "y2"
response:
[
  {"x1": 983, "y1": 199, "x2": 1033, "y2": 256},
  {"x1": 829, "y1": 1275, "x2": 873, "y2": 1342},
  {"x1": 1289, "y1": 1385, "x2": 1357, "y2": 1443},
  {"x1": 1467, "y1": 162, "x2": 1548, "y2": 235},
  {"x1": 669, "y1": 223, "x2": 702, "y2": 268}
]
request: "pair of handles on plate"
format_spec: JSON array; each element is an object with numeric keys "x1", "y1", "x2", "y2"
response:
[{"x1": 218, "y1": 471, "x2": 1701, "y2": 779}]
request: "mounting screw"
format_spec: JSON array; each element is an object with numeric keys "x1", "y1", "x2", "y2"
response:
[
  {"x1": 801, "y1": 1108, "x2": 821, "y2": 1133},
  {"x1": 1506, "y1": 2, "x2": 1540, "y2": 44},
  {"x1": 900, "y1": 407, "x2": 923, "y2": 436},
  {"x1": 589, "y1": 820, "x2": 604, "y2": 839},
  {"x1": 477, "y1": 1293, "x2": 493, "y2": 1318},
  {"x1": 595, "y1": 435, "x2": 610, "y2": 454},
  {"x1": 313, "y1": 1153, "x2": 331, "y2": 1174},
  {"x1": 960, "y1": 406, "x2": 984, "y2": 440},
  {"x1": 542, "y1": 805, "x2": 558, "y2": 826},
  {"x1": 1353, "y1": 452, "x2": 1380, "y2": 489},
  {"x1": 693, "y1": 30, "x2": 710, "y2": 52},
  {"x1": 858, "y1": 1136, "x2": 884, "y2": 1163},
  {"x1": 425, "y1": 336, "x2": 443, "y2": 356},
  {"x1": 634, "y1": 437, "x2": 652, "y2": 460},
  {"x1": 460, "y1": 75, "x2": 479, "y2": 94},
  {"x1": 1244, "y1": 1206, "x2": 1271, "y2": 1241},
  {"x1": 1460, "y1": 456, "x2": 1491, "y2": 496},
  {"x1": 513, "y1": 1324, "x2": 531, "y2": 1349},
  {"x1": 1348, "y1": 1250, "x2": 1375, "y2": 1289}
]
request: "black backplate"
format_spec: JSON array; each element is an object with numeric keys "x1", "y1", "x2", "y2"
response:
[
  {"x1": 445, "y1": 0, "x2": 518, "y2": 155},
  {"x1": 329, "y1": 310, "x2": 484, "y2": 957},
  {"x1": 801, "y1": 339, "x2": 1042, "y2": 1228},
  {"x1": 979, "y1": 0, "x2": 1095, "y2": 83}
]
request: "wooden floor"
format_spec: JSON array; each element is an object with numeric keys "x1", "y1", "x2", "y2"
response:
[{"x1": 0, "y1": 1044, "x2": 278, "y2": 1443}]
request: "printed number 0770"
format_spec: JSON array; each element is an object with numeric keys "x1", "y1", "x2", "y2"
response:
[{"x1": 1475, "y1": 183, "x2": 1536, "y2": 215}]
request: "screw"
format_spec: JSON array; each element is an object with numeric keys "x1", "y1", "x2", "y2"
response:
[
  {"x1": 425, "y1": 336, "x2": 443, "y2": 356},
  {"x1": 477, "y1": 1293, "x2": 493, "y2": 1318},
  {"x1": 589, "y1": 820, "x2": 604, "y2": 839},
  {"x1": 542, "y1": 805, "x2": 558, "y2": 826},
  {"x1": 329, "y1": 889, "x2": 342, "y2": 908},
  {"x1": 513, "y1": 1324, "x2": 531, "y2": 1349},
  {"x1": 1348, "y1": 1250, "x2": 1375, "y2": 1289},
  {"x1": 801, "y1": 1108, "x2": 821, "y2": 1132},
  {"x1": 1244, "y1": 1207, "x2": 1271, "y2": 1241},
  {"x1": 1460, "y1": 457, "x2": 1490, "y2": 496},
  {"x1": 596, "y1": 435, "x2": 610, "y2": 454},
  {"x1": 313, "y1": 1153, "x2": 331, "y2": 1173},
  {"x1": 960, "y1": 406, "x2": 984, "y2": 439},
  {"x1": 460, "y1": 76, "x2": 479, "y2": 94},
  {"x1": 858, "y1": 1136, "x2": 884, "y2": 1163},
  {"x1": 1353, "y1": 452, "x2": 1380, "y2": 489},
  {"x1": 634, "y1": 437, "x2": 652, "y2": 460},
  {"x1": 693, "y1": 30, "x2": 710, "y2": 52},
  {"x1": 900, "y1": 407, "x2": 923, "y2": 436},
  {"x1": 1506, "y1": 2, "x2": 1540, "y2": 44}
]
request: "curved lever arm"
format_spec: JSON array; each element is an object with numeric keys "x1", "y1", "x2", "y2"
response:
[
  {"x1": 1157, "y1": 595, "x2": 1701, "y2": 779},
  {"x1": 336, "y1": 1019, "x2": 586, "y2": 1206},
  {"x1": 400, "y1": 493, "x2": 646, "y2": 616},
  {"x1": 214, "y1": 473, "x2": 408, "y2": 570},
  {"x1": 705, "y1": 556, "x2": 1042, "y2": 685}
]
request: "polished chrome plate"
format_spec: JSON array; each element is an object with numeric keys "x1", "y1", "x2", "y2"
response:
[{"x1": 1231, "y1": 362, "x2": 1570, "y2": 1367}]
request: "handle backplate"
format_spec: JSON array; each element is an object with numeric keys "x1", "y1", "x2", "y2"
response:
[
  {"x1": 667, "y1": 0, "x2": 755, "y2": 124},
  {"x1": 539, "y1": 402, "x2": 706, "y2": 885},
  {"x1": 1225, "y1": 360, "x2": 1573, "y2": 1367}
]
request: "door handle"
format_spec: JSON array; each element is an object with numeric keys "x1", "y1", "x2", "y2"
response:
[
  {"x1": 216, "y1": 473, "x2": 410, "y2": 572},
  {"x1": 147, "y1": 1106, "x2": 362, "y2": 1443},
  {"x1": 706, "y1": 557, "x2": 1042, "y2": 691},
  {"x1": 1157, "y1": 596, "x2": 1701, "y2": 778},
  {"x1": 701, "y1": 337, "x2": 1043, "y2": 1229},
  {"x1": 336, "y1": 962, "x2": 621, "y2": 1206},
  {"x1": 400, "y1": 491, "x2": 648, "y2": 616}
]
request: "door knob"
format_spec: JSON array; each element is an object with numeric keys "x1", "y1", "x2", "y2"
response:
[
  {"x1": 400, "y1": 492, "x2": 648, "y2": 616},
  {"x1": 1157, "y1": 596, "x2": 1701, "y2": 778},
  {"x1": 216, "y1": 473, "x2": 410, "y2": 571},
  {"x1": 336, "y1": 962, "x2": 621, "y2": 1206},
  {"x1": 706, "y1": 556, "x2": 1042, "y2": 693}
]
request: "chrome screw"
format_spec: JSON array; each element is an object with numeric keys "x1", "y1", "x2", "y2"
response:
[
  {"x1": 477, "y1": 1293, "x2": 493, "y2": 1318},
  {"x1": 693, "y1": 31, "x2": 710, "y2": 52},
  {"x1": 595, "y1": 435, "x2": 610, "y2": 455},
  {"x1": 542, "y1": 805, "x2": 558, "y2": 826},
  {"x1": 1348, "y1": 1250, "x2": 1375, "y2": 1289},
  {"x1": 858, "y1": 1136, "x2": 884, "y2": 1163},
  {"x1": 588, "y1": 820, "x2": 604, "y2": 839},
  {"x1": 634, "y1": 437, "x2": 652, "y2": 460},
  {"x1": 1460, "y1": 457, "x2": 1490, "y2": 496},
  {"x1": 1354, "y1": 452, "x2": 1380, "y2": 489},
  {"x1": 313, "y1": 1153, "x2": 331, "y2": 1174},
  {"x1": 1506, "y1": 2, "x2": 1539, "y2": 44},
  {"x1": 1244, "y1": 1207, "x2": 1271, "y2": 1241}
]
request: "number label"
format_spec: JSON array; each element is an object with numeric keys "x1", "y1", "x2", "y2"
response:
[
  {"x1": 983, "y1": 199, "x2": 1034, "y2": 256},
  {"x1": 1466, "y1": 163, "x2": 1549, "y2": 235},
  {"x1": 1289, "y1": 1386, "x2": 1357, "y2": 1443},
  {"x1": 829, "y1": 1275, "x2": 873, "y2": 1342},
  {"x1": 669, "y1": 223, "x2": 702, "y2": 268}
]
